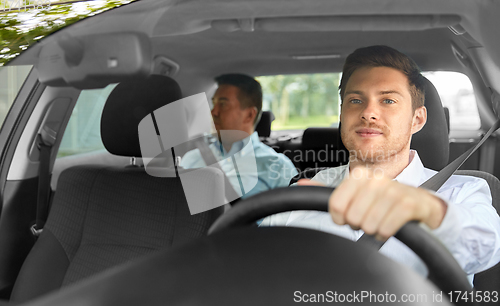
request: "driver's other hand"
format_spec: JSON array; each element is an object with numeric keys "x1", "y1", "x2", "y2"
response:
[
  {"x1": 297, "y1": 179, "x2": 325, "y2": 186},
  {"x1": 328, "y1": 166, "x2": 448, "y2": 240}
]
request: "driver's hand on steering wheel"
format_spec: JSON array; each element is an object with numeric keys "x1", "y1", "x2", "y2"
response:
[{"x1": 297, "y1": 166, "x2": 447, "y2": 241}]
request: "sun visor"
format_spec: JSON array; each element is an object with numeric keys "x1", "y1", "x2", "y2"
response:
[{"x1": 36, "y1": 32, "x2": 152, "y2": 89}]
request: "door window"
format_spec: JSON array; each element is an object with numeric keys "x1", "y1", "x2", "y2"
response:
[
  {"x1": 57, "y1": 84, "x2": 116, "y2": 157},
  {"x1": 0, "y1": 65, "x2": 33, "y2": 126}
]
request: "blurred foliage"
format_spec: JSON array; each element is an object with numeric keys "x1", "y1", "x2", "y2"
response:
[
  {"x1": 0, "y1": 0, "x2": 136, "y2": 66},
  {"x1": 257, "y1": 73, "x2": 341, "y2": 130}
]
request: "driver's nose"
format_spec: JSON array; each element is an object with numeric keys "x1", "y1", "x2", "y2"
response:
[{"x1": 360, "y1": 100, "x2": 380, "y2": 122}]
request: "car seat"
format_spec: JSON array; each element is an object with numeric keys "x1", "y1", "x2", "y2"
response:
[
  {"x1": 9, "y1": 75, "x2": 224, "y2": 302},
  {"x1": 255, "y1": 111, "x2": 275, "y2": 138},
  {"x1": 297, "y1": 127, "x2": 348, "y2": 171}
]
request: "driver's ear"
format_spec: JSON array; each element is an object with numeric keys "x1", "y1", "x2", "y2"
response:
[{"x1": 411, "y1": 106, "x2": 427, "y2": 134}]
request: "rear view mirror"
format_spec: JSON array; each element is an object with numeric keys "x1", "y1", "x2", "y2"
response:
[{"x1": 37, "y1": 32, "x2": 152, "y2": 89}]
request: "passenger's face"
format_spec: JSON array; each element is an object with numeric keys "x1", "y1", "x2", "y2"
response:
[
  {"x1": 211, "y1": 84, "x2": 247, "y2": 132},
  {"x1": 340, "y1": 66, "x2": 425, "y2": 163}
]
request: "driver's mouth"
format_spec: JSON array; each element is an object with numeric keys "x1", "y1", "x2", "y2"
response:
[{"x1": 356, "y1": 128, "x2": 383, "y2": 138}]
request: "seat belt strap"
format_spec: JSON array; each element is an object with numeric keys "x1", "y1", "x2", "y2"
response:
[
  {"x1": 359, "y1": 118, "x2": 500, "y2": 249},
  {"x1": 420, "y1": 119, "x2": 500, "y2": 191},
  {"x1": 31, "y1": 130, "x2": 56, "y2": 237},
  {"x1": 192, "y1": 136, "x2": 241, "y2": 204}
]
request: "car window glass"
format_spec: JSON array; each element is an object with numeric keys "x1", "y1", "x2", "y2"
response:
[
  {"x1": 258, "y1": 71, "x2": 480, "y2": 132},
  {"x1": 257, "y1": 73, "x2": 341, "y2": 130},
  {"x1": 57, "y1": 84, "x2": 116, "y2": 158},
  {"x1": 0, "y1": 0, "x2": 135, "y2": 66},
  {"x1": 422, "y1": 71, "x2": 480, "y2": 131},
  {"x1": 0, "y1": 64, "x2": 32, "y2": 126}
]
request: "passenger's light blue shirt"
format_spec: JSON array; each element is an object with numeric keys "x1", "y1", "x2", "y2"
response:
[{"x1": 180, "y1": 132, "x2": 298, "y2": 199}]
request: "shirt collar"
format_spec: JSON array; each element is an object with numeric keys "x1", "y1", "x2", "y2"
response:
[
  {"x1": 342, "y1": 150, "x2": 425, "y2": 187},
  {"x1": 394, "y1": 150, "x2": 426, "y2": 187},
  {"x1": 215, "y1": 131, "x2": 259, "y2": 157}
]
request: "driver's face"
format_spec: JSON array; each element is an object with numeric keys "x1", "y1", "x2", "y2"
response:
[{"x1": 340, "y1": 66, "x2": 424, "y2": 163}]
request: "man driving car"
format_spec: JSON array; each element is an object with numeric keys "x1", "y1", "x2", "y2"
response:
[
  {"x1": 180, "y1": 73, "x2": 297, "y2": 200},
  {"x1": 261, "y1": 45, "x2": 500, "y2": 280}
]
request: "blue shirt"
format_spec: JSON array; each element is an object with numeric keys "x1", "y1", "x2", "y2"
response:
[{"x1": 180, "y1": 132, "x2": 298, "y2": 199}]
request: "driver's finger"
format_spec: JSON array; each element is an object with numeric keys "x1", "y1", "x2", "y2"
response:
[
  {"x1": 329, "y1": 167, "x2": 369, "y2": 225},
  {"x1": 297, "y1": 179, "x2": 325, "y2": 186},
  {"x1": 344, "y1": 178, "x2": 386, "y2": 228},
  {"x1": 328, "y1": 182, "x2": 354, "y2": 225},
  {"x1": 360, "y1": 184, "x2": 399, "y2": 235},
  {"x1": 377, "y1": 196, "x2": 420, "y2": 239}
]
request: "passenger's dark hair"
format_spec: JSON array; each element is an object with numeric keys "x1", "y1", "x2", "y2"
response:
[
  {"x1": 339, "y1": 45, "x2": 425, "y2": 112},
  {"x1": 215, "y1": 73, "x2": 262, "y2": 123}
]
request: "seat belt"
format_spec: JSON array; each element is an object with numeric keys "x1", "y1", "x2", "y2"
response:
[
  {"x1": 359, "y1": 118, "x2": 500, "y2": 249},
  {"x1": 419, "y1": 119, "x2": 500, "y2": 190},
  {"x1": 31, "y1": 127, "x2": 57, "y2": 237},
  {"x1": 192, "y1": 136, "x2": 241, "y2": 204}
]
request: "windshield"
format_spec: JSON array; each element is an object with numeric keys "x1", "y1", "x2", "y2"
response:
[{"x1": 0, "y1": 0, "x2": 136, "y2": 66}]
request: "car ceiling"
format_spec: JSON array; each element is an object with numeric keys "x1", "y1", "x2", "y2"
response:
[
  {"x1": 10, "y1": 0, "x2": 500, "y2": 94},
  {"x1": 149, "y1": 0, "x2": 467, "y2": 75},
  {"x1": 154, "y1": 28, "x2": 458, "y2": 76}
]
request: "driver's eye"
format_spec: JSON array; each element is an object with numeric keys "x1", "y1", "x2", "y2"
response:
[{"x1": 350, "y1": 99, "x2": 362, "y2": 104}]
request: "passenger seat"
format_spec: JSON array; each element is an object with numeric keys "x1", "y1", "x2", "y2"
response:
[{"x1": 9, "y1": 75, "x2": 224, "y2": 302}]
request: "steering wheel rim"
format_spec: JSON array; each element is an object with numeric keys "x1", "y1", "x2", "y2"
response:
[
  {"x1": 209, "y1": 185, "x2": 472, "y2": 296},
  {"x1": 28, "y1": 186, "x2": 470, "y2": 306}
]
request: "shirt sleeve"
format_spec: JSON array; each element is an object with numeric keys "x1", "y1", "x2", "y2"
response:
[
  {"x1": 432, "y1": 177, "x2": 500, "y2": 274},
  {"x1": 243, "y1": 154, "x2": 297, "y2": 198},
  {"x1": 259, "y1": 211, "x2": 292, "y2": 227},
  {"x1": 265, "y1": 154, "x2": 298, "y2": 189},
  {"x1": 179, "y1": 148, "x2": 205, "y2": 169}
]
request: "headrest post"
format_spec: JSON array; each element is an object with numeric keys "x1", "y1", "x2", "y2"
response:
[{"x1": 130, "y1": 157, "x2": 136, "y2": 166}]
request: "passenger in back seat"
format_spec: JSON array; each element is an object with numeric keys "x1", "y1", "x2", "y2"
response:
[{"x1": 180, "y1": 73, "x2": 297, "y2": 202}]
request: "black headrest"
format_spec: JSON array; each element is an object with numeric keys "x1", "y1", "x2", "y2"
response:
[
  {"x1": 410, "y1": 77, "x2": 449, "y2": 170},
  {"x1": 302, "y1": 127, "x2": 340, "y2": 148},
  {"x1": 255, "y1": 111, "x2": 275, "y2": 137},
  {"x1": 101, "y1": 75, "x2": 182, "y2": 157}
]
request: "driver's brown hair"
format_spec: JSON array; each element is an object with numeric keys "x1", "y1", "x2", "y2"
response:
[{"x1": 339, "y1": 45, "x2": 425, "y2": 112}]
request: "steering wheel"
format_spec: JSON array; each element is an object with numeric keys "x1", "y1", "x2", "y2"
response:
[
  {"x1": 209, "y1": 186, "x2": 472, "y2": 298},
  {"x1": 26, "y1": 186, "x2": 472, "y2": 306}
]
